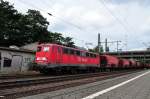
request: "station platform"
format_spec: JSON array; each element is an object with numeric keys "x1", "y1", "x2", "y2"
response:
[{"x1": 19, "y1": 70, "x2": 150, "y2": 99}]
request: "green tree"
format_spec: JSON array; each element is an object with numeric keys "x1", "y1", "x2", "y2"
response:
[
  {"x1": 0, "y1": 0, "x2": 50, "y2": 46},
  {"x1": 63, "y1": 37, "x2": 75, "y2": 47},
  {"x1": 22, "y1": 9, "x2": 49, "y2": 44},
  {"x1": 0, "y1": 0, "x2": 75, "y2": 47},
  {"x1": 46, "y1": 32, "x2": 75, "y2": 47},
  {"x1": 47, "y1": 32, "x2": 64, "y2": 44},
  {"x1": 0, "y1": 0, "x2": 21, "y2": 46}
]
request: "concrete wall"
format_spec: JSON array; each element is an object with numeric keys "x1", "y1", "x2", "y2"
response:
[{"x1": 0, "y1": 49, "x2": 35, "y2": 73}]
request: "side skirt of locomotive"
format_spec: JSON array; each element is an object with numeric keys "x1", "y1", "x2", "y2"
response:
[{"x1": 34, "y1": 63, "x2": 102, "y2": 74}]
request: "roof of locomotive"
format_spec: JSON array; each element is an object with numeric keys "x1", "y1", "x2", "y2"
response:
[{"x1": 38, "y1": 43, "x2": 99, "y2": 55}]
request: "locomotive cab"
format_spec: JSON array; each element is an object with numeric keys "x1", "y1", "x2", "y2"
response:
[
  {"x1": 36, "y1": 44, "x2": 63, "y2": 66},
  {"x1": 36, "y1": 45, "x2": 52, "y2": 64}
]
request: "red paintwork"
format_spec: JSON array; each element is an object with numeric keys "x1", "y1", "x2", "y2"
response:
[
  {"x1": 129, "y1": 60, "x2": 136, "y2": 68},
  {"x1": 35, "y1": 45, "x2": 51, "y2": 64},
  {"x1": 100, "y1": 55, "x2": 119, "y2": 68},
  {"x1": 35, "y1": 44, "x2": 100, "y2": 67},
  {"x1": 119, "y1": 59, "x2": 130, "y2": 68}
]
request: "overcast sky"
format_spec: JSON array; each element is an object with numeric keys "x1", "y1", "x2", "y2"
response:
[{"x1": 5, "y1": 0, "x2": 150, "y2": 51}]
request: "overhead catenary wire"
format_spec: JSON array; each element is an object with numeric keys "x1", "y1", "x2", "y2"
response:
[
  {"x1": 106, "y1": 0, "x2": 143, "y2": 50},
  {"x1": 19, "y1": 0, "x2": 46, "y2": 12},
  {"x1": 97, "y1": 0, "x2": 131, "y2": 50},
  {"x1": 18, "y1": 0, "x2": 89, "y2": 33},
  {"x1": 14, "y1": 0, "x2": 132, "y2": 51},
  {"x1": 36, "y1": 0, "x2": 108, "y2": 48},
  {"x1": 98, "y1": 0, "x2": 144, "y2": 50},
  {"x1": 97, "y1": 0, "x2": 130, "y2": 33},
  {"x1": 16, "y1": 0, "x2": 95, "y2": 48},
  {"x1": 23, "y1": 0, "x2": 123, "y2": 51}
]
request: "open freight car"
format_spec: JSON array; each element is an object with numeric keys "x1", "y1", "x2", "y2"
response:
[
  {"x1": 100, "y1": 55, "x2": 119, "y2": 71},
  {"x1": 119, "y1": 59, "x2": 130, "y2": 69},
  {"x1": 129, "y1": 59, "x2": 137, "y2": 69}
]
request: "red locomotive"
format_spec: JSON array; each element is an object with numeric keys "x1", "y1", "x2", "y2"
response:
[
  {"x1": 35, "y1": 44, "x2": 99, "y2": 73},
  {"x1": 34, "y1": 43, "x2": 149, "y2": 74}
]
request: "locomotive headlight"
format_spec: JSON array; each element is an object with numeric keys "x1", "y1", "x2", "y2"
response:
[
  {"x1": 42, "y1": 57, "x2": 47, "y2": 61},
  {"x1": 36, "y1": 57, "x2": 47, "y2": 61},
  {"x1": 36, "y1": 57, "x2": 40, "y2": 60}
]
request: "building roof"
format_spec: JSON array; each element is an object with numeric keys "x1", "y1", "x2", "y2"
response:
[
  {"x1": 21, "y1": 42, "x2": 39, "y2": 51},
  {"x1": 0, "y1": 47, "x2": 35, "y2": 54}
]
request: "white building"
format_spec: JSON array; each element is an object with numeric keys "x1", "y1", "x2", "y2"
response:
[{"x1": 0, "y1": 47, "x2": 35, "y2": 73}]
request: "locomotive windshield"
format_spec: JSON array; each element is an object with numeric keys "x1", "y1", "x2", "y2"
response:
[
  {"x1": 37, "y1": 46, "x2": 50, "y2": 52},
  {"x1": 43, "y1": 47, "x2": 50, "y2": 52}
]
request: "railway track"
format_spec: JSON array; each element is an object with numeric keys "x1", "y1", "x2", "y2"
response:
[
  {"x1": 0, "y1": 70, "x2": 142, "y2": 99},
  {"x1": 0, "y1": 71, "x2": 124, "y2": 89},
  {"x1": 0, "y1": 73, "x2": 44, "y2": 80}
]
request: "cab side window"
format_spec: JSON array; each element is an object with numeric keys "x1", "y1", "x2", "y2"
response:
[
  {"x1": 43, "y1": 47, "x2": 50, "y2": 52},
  {"x1": 58, "y1": 47, "x2": 61, "y2": 53},
  {"x1": 86, "y1": 52, "x2": 90, "y2": 57},
  {"x1": 63, "y1": 48, "x2": 69, "y2": 54},
  {"x1": 70, "y1": 49, "x2": 74, "y2": 55},
  {"x1": 76, "y1": 50, "x2": 81, "y2": 56},
  {"x1": 81, "y1": 52, "x2": 86, "y2": 57}
]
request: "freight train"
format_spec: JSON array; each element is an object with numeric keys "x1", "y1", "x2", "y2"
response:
[{"x1": 34, "y1": 43, "x2": 149, "y2": 74}]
